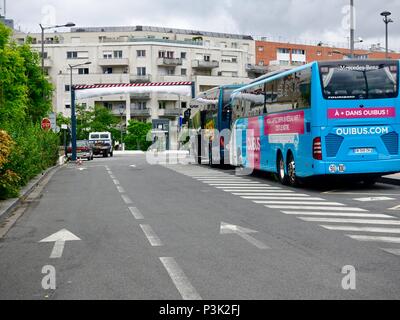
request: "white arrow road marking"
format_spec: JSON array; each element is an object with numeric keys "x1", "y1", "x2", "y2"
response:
[
  {"x1": 389, "y1": 205, "x2": 400, "y2": 211},
  {"x1": 130, "y1": 165, "x2": 136, "y2": 168},
  {"x1": 353, "y1": 197, "x2": 395, "y2": 202},
  {"x1": 39, "y1": 229, "x2": 81, "y2": 259},
  {"x1": 220, "y1": 222, "x2": 269, "y2": 250},
  {"x1": 160, "y1": 257, "x2": 202, "y2": 300},
  {"x1": 78, "y1": 168, "x2": 86, "y2": 171}
]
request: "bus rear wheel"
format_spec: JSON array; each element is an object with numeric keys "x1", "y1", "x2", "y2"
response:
[
  {"x1": 277, "y1": 153, "x2": 289, "y2": 185},
  {"x1": 287, "y1": 154, "x2": 299, "y2": 187}
]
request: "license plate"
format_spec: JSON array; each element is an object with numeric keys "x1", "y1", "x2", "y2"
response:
[{"x1": 354, "y1": 148, "x2": 373, "y2": 154}]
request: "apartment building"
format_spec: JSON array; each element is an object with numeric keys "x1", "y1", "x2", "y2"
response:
[
  {"x1": 255, "y1": 40, "x2": 400, "y2": 67},
  {"x1": 13, "y1": 25, "x2": 257, "y2": 149}
]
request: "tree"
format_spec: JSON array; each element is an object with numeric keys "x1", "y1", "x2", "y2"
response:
[
  {"x1": 18, "y1": 41, "x2": 53, "y2": 123},
  {"x1": 124, "y1": 120, "x2": 152, "y2": 151}
]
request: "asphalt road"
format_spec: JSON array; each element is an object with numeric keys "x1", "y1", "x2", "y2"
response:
[{"x1": 1, "y1": 153, "x2": 400, "y2": 300}]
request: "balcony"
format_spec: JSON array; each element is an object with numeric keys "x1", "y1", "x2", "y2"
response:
[
  {"x1": 245, "y1": 64, "x2": 269, "y2": 75},
  {"x1": 98, "y1": 58, "x2": 129, "y2": 66},
  {"x1": 191, "y1": 60, "x2": 219, "y2": 69},
  {"x1": 130, "y1": 74, "x2": 152, "y2": 83},
  {"x1": 130, "y1": 108, "x2": 151, "y2": 117},
  {"x1": 157, "y1": 57, "x2": 183, "y2": 66},
  {"x1": 162, "y1": 108, "x2": 181, "y2": 117},
  {"x1": 130, "y1": 93, "x2": 151, "y2": 100}
]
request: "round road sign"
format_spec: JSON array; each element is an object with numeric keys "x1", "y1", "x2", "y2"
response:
[{"x1": 41, "y1": 118, "x2": 51, "y2": 131}]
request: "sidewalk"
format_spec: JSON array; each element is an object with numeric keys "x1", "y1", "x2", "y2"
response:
[{"x1": 0, "y1": 156, "x2": 65, "y2": 219}]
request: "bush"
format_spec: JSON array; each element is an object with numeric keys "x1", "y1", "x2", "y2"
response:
[
  {"x1": 0, "y1": 130, "x2": 20, "y2": 199},
  {"x1": 124, "y1": 120, "x2": 152, "y2": 151}
]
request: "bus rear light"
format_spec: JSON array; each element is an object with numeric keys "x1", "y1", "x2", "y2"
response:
[{"x1": 313, "y1": 137, "x2": 323, "y2": 160}]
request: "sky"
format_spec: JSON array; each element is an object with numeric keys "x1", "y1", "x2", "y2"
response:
[{"x1": 5, "y1": 0, "x2": 400, "y2": 51}]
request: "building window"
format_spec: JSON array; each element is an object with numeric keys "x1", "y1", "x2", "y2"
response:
[
  {"x1": 317, "y1": 51, "x2": 322, "y2": 56},
  {"x1": 114, "y1": 50, "x2": 123, "y2": 58},
  {"x1": 181, "y1": 52, "x2": 187, "y2": 59},
  {"x1": 159, "y1": 101, "x2": 166, "y2": 109},
  {"x1": 104, "y1": 67, "x2": 113, "y2": 74},
  {"x1": 257, "y1": 46, "x2": 264, "y2": 52},
  {"x1": 78, "y1": 68, "x2": 89, "y2": 75},
  {"x1": 181, "y1": 68, "x2": 187, "y2": 76},
  {"x1": 137, "y1": 102, "x2": 147, "y2": 110},
  {"x1": 81, "y1": 103, "x2": 87, "y2": 109},
  {"x1": 231, "y1": 42, "x2": 238, "y2": 49},
  {"x1": 166, "y1": 51, "x2": 174, "y2": 58},
  {"x1": 231, "y1": 57, "x2": 237, "y2": 63},
  {"x1": 159, "y1": 51, "x2": 166, "y2": 58},
  {"x1": 292, "y1": 49, "x2": 305, "y2": 55},
  {"x1": 65, "y1": 85, "x2": 70, "y2": 92},
  {"x1": 67, "y1": 51, "x2": 78, "y2": 59},
  {"x1": 103, "y1": 51, "x2": 112, "y2": 59},
  {"x1": 103, "y1": 102, "x2": 113, "y2": 110},
  {"x1": 65, "y1": 104, "x2": 71, "y2": 109},
  {"x1": 277, "y1": 48, "x2": 290, "y2": 54},
  {"x1": 167, "y1": 69, "x2": 174, "y2": 75},
  {"x1": 137, "y1": 67, "x2": 146, "y2": 76},
  {"x1": 204, "y1": 55, "x2": 210, "y2": 62},
  {"x1": 181, "y1": 102, "x2": 187, "y2": 109},
  {"x1": 137, "y1": 50, "x2": 146, "y2": 57}
]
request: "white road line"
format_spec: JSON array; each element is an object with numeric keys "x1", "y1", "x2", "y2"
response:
[
  {"x1": 140, "y1": 225, "x2": 163, "y2": 246},
  {"x1": 113, "y1": 179, "x2": 120, "y2": 185},
  {"x1": 300, "y1": 217, "x2": 400, "y2": 225},
  {"x1": 382, "y1": 248, "x2": 400, "y2": 256},
  {"x1": 323, "y1": 191, "x2": 399, "y2": 196},
  {"x1": 347, "y1": 235, "x2": 400, "y2": 244},
  {"x1": 230, "y1": 190, "x2": 297, "y2": 194},
  {"x1": 235, "y1": 193, "x2": 307, "y2": 196},
  {"x1": 208, "y1": 183, "x2": 261, "y2": 186},
  {"x1": 117, "y1": 186, "x2": 125, "y2": 193},
  {"x1": 321, "y1": 225, "x2": 400, "y2": 233},
  {"x1": 110, "y1": 175, "x2": 116, "y2": 179},
  {"x1": 283, "y1": 211, "x2": 394, "y2": 218},
  {"x1": 129, "y1": 207, "x2": 144, "y2": 220},
  {"x1": 255, "y1": 201, "x2": 342, "y2": 205},
  {"x1": 121, "y1": 194, "x2": 133, "y2": 204},
  {"x1": 242, "y1": 196, "x2": 323, "y2": 200},
  {"x1": 215, "y1": 186, "x2": 273, "y2": 189},
  {"x1": 353, "y1": 197, "x2": 395, "y2": 202},
  {"x1": 267, "y1": 205, "x2": 367, "y2": 212},
  {"x1": 195, "y1": 177, "x2": 248, "y2": 180},
  {"x1": 199, "y1": 180, "x2": 253, "y2": 183},
  {"x1": 160, "y1": 257, "x2": 202, "y2": 300}
]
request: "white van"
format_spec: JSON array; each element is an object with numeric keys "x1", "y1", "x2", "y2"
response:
[{"x1": 89, "y1": 132, "x2": 113, "y2": 157}]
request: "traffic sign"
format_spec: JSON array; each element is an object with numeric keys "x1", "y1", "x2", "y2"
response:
[{"x1": 41, "y1": 118, "x2": 51, "y2": 131}]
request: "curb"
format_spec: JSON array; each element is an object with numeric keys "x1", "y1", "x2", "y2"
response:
[{"x1": 0, "y1": 161, "x2": 64, "y2": 220}]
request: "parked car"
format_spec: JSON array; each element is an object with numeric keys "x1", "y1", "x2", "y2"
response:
[
  {"x1": 89, "y1": 132, "x2": 113, "y2": 157},
  {"x1": 67, "y1": 140, "x2": 94, "y2": 161}
]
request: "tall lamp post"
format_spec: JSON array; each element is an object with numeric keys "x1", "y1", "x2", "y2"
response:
[
  {"x1": 69, "y1": 61, "x2": 91, "y2": 161},
  {"x1": 119, "y1": 105, "x2": 125, "y2": 151},
  {"x1": 380, "y1": 11, "x2": 393, "y2": 59},
  {"x1": 39, "y1": 22, "x2": 75, "y2": 74}
]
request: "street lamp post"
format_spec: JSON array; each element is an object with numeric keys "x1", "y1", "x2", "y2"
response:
[
  {"x1": 350, "y1": 0, "x2": 355, "y2": 58},
  {"x1": 69, "y1": 61, "x2": 91, "y2": 161},
  {"x1": 119, "y1": 105, "x2": 124, "y2": 151},
  {"x1": 39, "y1": 22, "x2": 75, "y2": 74},
  {"x1": 381, "y1": 11, "x2": 393, "y2": 59}
]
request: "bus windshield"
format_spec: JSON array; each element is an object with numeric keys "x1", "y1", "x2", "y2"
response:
[{"x1": 320, "y1": 62, "x2": 398, "y2": 100}]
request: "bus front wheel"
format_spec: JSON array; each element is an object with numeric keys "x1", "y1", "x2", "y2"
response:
[{"x1": 277, "y1": 153, "x2": 289, "y2": 185}]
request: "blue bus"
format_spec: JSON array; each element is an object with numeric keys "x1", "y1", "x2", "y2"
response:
[
  {"x1": 190, "y1": 84, "x2": 242, "y2": 165},
  {"x1": 229, "y1": 59, "x2": 400, "y2": 186}
]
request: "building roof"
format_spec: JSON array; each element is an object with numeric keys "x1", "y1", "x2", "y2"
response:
[{"x1": 71, "y1": 25, "x2": 253, "y2": 40}]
